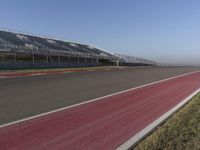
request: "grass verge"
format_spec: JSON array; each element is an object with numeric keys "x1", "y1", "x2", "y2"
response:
[{"x1": 134, "y1": 93, "x2": 200, "y2": 150}]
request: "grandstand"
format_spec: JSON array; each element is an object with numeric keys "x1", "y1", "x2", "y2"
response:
[
  {"x1": 114, "y1": 54, "x2": 157, "y2": 66},
  {"x1": 0, "y1": 28, "x2": 156, "y2": 69},
  {"x1": 0, "y1": 29, "x2": 115, "y2": 69}
]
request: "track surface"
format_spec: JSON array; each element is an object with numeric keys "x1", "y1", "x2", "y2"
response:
[
  {"x1": 0, "y1": 67, "x2": 199, "y2": 125},
  {"x1": 1, "y1": 70, "x2": 200, "y2": 150}
]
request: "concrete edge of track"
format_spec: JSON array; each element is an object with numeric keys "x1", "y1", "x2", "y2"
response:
[
  {"x1": 0, "y1": 70, "x2": 199, "y2": 130},
  {"x1": 116, "y1": 88, "x2": 200, "y2": 150}
]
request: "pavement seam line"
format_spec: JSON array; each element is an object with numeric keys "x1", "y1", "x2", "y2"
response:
[{"x1": 0, "y1": 70, "x2": 199, "y2": 129}]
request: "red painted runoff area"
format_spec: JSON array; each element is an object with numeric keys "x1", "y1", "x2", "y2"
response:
[{"x1": 1, "y1": 72, "x2": 200, "y2": 150}]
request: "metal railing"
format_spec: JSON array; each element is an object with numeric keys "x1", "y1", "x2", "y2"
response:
[{"x1": 114, "y1": 53, "x2": 157, "y2": 65}]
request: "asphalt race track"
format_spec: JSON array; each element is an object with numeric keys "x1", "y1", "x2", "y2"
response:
[
  {"x1": 0, "y1": 67, "x2": 199, "y2": 125},
  {"x1": 1, "y1": 69, "x2": 200, "y2": 150}
]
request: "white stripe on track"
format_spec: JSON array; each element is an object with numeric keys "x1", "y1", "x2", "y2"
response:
[
  {"x1": 0, "y1": 70, "x2": 199, "y2": 130},
  {"x1": 0, "y1": 71, "x2": 74, "y2": 79},
  {"x1": 0, "y1": 76, "x2": 6, "y2": 79}
]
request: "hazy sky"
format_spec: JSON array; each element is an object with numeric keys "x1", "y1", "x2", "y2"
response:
[{"x1": 0, "y1": 0, "x2": 200, "y2": 65}]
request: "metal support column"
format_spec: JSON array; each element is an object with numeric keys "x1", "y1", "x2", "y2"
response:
[
  {"x1": 85, "y1": 56, "x2": 87, "y2": 64},
  {"x1": 32, "y1": 54, "x2": 35, "y2": 64},
  {"x1": 68, "y1": 55, "x2": 70, "y2": 64},
  {"x1": 77, "y1": 55, "x2": 79, "y2": 64},
  {"x1": 46, "y1": 55, "x2": 48, "y2": 63},
  {"x1": 58, "y1": 55, "x2": 60, "y2": 64},
  {"x1": 14, "y1": 54, "x2": 17, "y2": 63}
]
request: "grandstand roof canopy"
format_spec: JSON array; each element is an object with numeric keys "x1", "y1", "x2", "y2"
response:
[{"x1": 0, "y1": 29, "x2": 112, "y2": 56}]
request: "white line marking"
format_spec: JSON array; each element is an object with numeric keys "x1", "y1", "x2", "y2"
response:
[
  {"x1": 0, "y1": 74, "x2": 32, "y2": 79},
  {"x1": 116, "y1": 89, "x2": 200, "y2": 150},
  {"x1": 0, "y1": 70, "x2": 199, "y2": 129},
  {"x1": 87, "y1": 70, "x2": 95, "y2": 72},
  {"x1": 0, "y1": 76, "x2": 6, "y2": 79},
  {"x1": 64, "y1": 71, "x2": 74, "y2": 73},
  {"x1": 0, "y1": 71, "x2": 68, "y2": 79},
  {"x1": 0, "y1": 69, "x2": 95, "y2": 79},
  {"x1": 31, "y1": 73, "x2": 47, "y2": 76}
]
